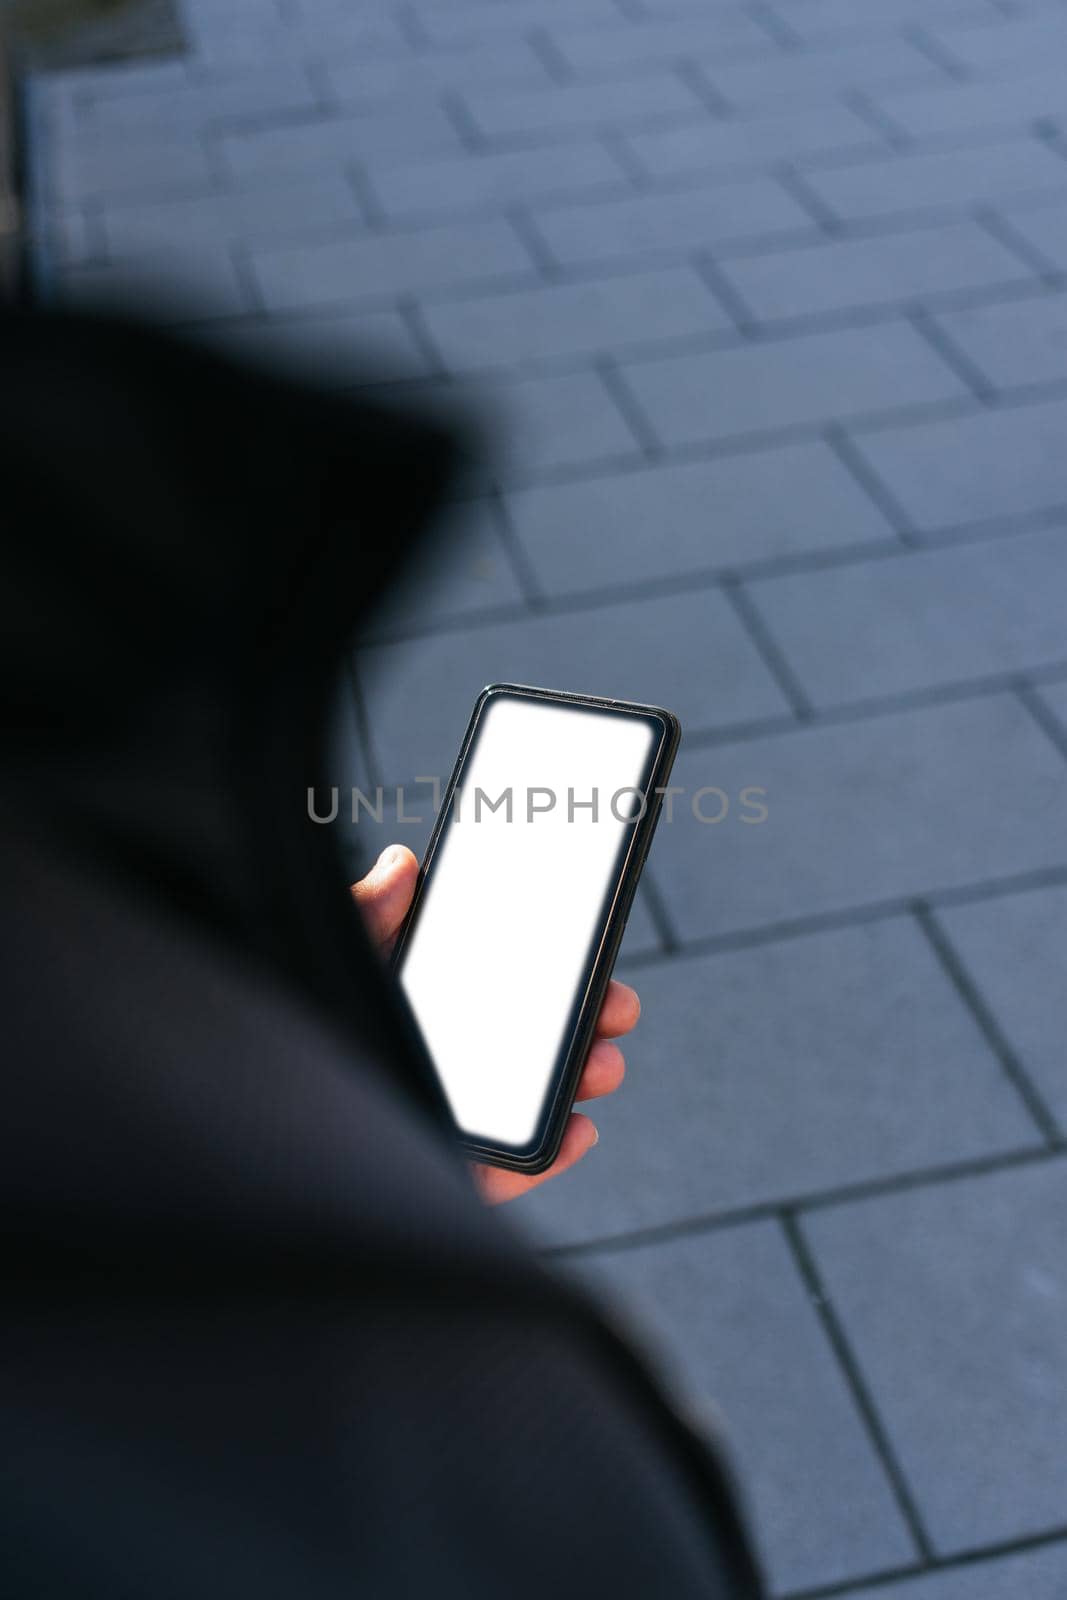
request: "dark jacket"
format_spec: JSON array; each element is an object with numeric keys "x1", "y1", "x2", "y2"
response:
[{"x1": 2, "y1": 310, "x2": 762, "y2": 1598}]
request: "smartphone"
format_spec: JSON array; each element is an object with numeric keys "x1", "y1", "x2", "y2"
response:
[{"x1": 391, "y1": 683, "x2": 680, "y2": 1174}]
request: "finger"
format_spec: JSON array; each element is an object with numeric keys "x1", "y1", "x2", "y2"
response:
[
  {"x1": 595, "y1": 980, "x2": 641, "y2": 1039},
  {"x1": 471, "y1": 1113, "x2": 599, "y2": 1204},
  {"x1": 350, "y1": 845, "x2": 419, "y2": 950},
  {"x1": 574, "y1": 1038, "x2": 626, "y2": 1102}
]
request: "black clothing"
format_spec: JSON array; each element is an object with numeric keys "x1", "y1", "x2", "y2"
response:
[{"x1": 2, "y1": 311, "x2": 762, "y2": 1598}]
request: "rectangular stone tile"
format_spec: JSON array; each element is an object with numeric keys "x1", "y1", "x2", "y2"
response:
[
  {"x1": 563, "y1": 1223, "x2": 916, "y2": 1594},
  {"x1": 249, "y1": 218, "x2": 535, "y2": 311},
  {"x1": 748, "y1": 525, "x2": 1067, "y2": 706},
  {"x1": 77, "y1": 62, "x2": 319, "y2": 134},
  {"x1": 531, "y1": 177, "x2": 814, "y2": 269},
  {"x1": 219, "y1": 103, "x2": 465, "y2": 183},
  {"x1": 522, "y1": 918, "x2": 1040, "y2": 1248},
  {"x1": 933, "y1": 291, "x2": 1067, "y2": 392},
  {"x1": 1000, "y1": 197, "x2": 1067, "y2": 275},
  {"x1": 324, "y1": 39, "x2": 550, "y2": 107},
  {"x1": 45, "y1": 130, "x2": 214, "y2": 204},
  {"x1": 853, "y1": 394, "x2": 1067, "y2": 533},
  {"x1": 369, "y1": 141, "x2": 629, "y2": 222},
  {"x1": 461, "y1": 73, "x2": 702, "y2": 142},
  {"x1": 763, "y1": 0, "x2": 997, "y2": 44},
  {"x1": 719, "y1": 222, "x2": 1035, "y2": 324},
  {"x1": 929, "y1": 11, "x2": 1067, "y2": 75},
  {"x1": 701, "y1": 37, "x2": 946, "y2": 110},
  {"x1": 359, "y1": 499, "x2": 525, "y2": 640},
  {"x1": 874, "y1": 67, "x2": 1067, "y2": 141},
  {"x1": 847, "y1": 1544, "x2": 1067, "y2": 1600},
  {"x1": 647, "y1": 694, "x2": 1067, "y2": 941},
  {"x1": 803, "y1": 1162, "x2": 1067, "y2": 1552},
  {"x1": 49, "y1": 244, "x2": 252, "y2": 321},
  {"x1": 413, "y1": 0, "x2": 623, "y2": 48},
  {"x1": 619, "y1": 323, "x2": 966, "y2": 449},
  {"x1": 804, "y1": 139, "x2": 1067, "y2": 224},
  {"x1": 625, "y1": 104, "x2": 885, "y2": 183},
  {"x1": 186, "y1": 10, "x2": 406, "y2": 67},
  {"x1": 357, "y1": 586, "x2": 791, "y2": 786},
  {"x1": 421, "y1": 266, "x2": 730, "y2": 374},
  {"x1": 506, "y1": 440, "x2": 894, "y2": 599},
  {"x1": 547, "y1": 11, "x2": 774, "y2": 74},
  {"x1": 938, "y1": 883, "x2": 1067, "y2": 1131},
  {"x1": 101, "y1": 175, "x2": 361, "y2": 252},
  {"x1": 189, "y1": 306, "x2": 432, "y2": 384}
]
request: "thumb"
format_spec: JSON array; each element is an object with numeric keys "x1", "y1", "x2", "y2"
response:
[{"x1": 351, "y1": 844, "x2": 419, "y2": 951}]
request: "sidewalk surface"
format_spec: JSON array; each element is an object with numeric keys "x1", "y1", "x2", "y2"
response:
[{"x1": 27, "y1": 1, "x2": 1067, "y2": 1594}]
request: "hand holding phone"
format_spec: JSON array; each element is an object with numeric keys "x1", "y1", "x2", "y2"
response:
[{"x1": 384, "y1": 685, "x2": 680, "y2": 1177}]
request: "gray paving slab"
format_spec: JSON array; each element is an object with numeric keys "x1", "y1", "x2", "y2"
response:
[
  {"x1": 995, "y1": 196, "x2": 1067, "y2": 276},
  {"x1": 461, "y1": 368, "x2": 646, "y2": 484},
  {"x1": 562, "y1": 1223, "x2": 917, "y2": 1594},
  {"x1": 700, "y1": 36, "x2": 947, "y2": 109},
  {"x1": 618, "y1": 323, "x2": 967, "y2": 450},
  {"x1": 47, "y1": 245, "x2": 253, "y2": 321},
  {"x1": 853, "y1": 394, "x2": 1067, "y2": 535},
  {"x1": 359, "y1": 499, "x2": 526, "y2": 639},
  {"x1": 249, "y1": 218, "x2": 537, "y2": 312},
  {"x1": 624, "y1": 104, "x2": 887, "y2": 183},
  {"x1": 545, "y1": 11, "x2": 775, "y2": 74},
  {"x1": 937, "y1": 882, "x2": 1067, "y2": 1133},
  {"x1": 357, "y1": 586, "x2": 791, "y2": 786},
  {"x1": 75, "y1": 62, "x2": 320, "y2": 133},
  {"x1": 802, "y1": 139, "x2": 1067, "y2": 226},
  {"x1": 519, "y1": 915, "x2": 1041, "y2": 1247},
  {"x1": 803, "y1": 1160, "x2": 1067, "y2": 1553},
  {"x1": 1038, "y1": 678, "x2": 1067, "y2": 737},
  {"x1": 461, "y1": 72, "x2": 703, "y2": 142},
  {"x1": 646, "y1": 693, "x2": 1067, "y2": 941},
  {"x1": 718, "y1": 223, "x2": 1036, "y2": 325},
  {"x1": 846, "y1": 1543, "x2": 1067, "y2": 1600},
  {"x1": 419, "y1": 266, "x2": 731, "y2": 374},
  {"x1": 931, "y1": 290, "x2": 1067, "y2": 393},
  {"x1": 367, "y1": 141, "x2": 630, "y2": 222},
  {"x1": 746, "y1": 525, "x2": 1067, "y2": 707},
  {"x1": 927, "y1": 10, "x2": 1067, "y2": 75},
  {"x1": 873, "y1": 67, "x2": 1067, "y2": 142},
  {"x1": 505, "y1": 441, "x2": 895, "y2": 599},
  {"x1": 218, "y1": 103, "x2": 466, "y2": 184},
  {"x1": 323, "y1": 40, "x2": 552, "y2": 108},
  {"x1": 411, "y1": 0, "x2": 620, "y2": 48},
  {"x1": 101, "y1": 175, "x2": 363, "y2": 251},
  {"x1": 530, "y1": 177, "x2": 816, "y2": 270},
  {"x1": 761, "y1": 0, "x2": 997, "y2": 43},
  {"x1": 190, "y1": 305, "x2": 433, "y2": 385},
  {"x1": 45, "y1": 129, "x2": 215, "y2": 204}
]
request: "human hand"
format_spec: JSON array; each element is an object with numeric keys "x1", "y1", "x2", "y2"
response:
[{"x1": 352, "y1": 845, "x2": 639, "y2": 1205}]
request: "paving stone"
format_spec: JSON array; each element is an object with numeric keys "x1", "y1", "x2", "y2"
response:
[
  {"x1": 1038, "y1": 678, "x2": 1067, "y2": 736},
  {"x1": 547, "y1": 11, "x2": 774, "y2": 75},
  {"x1": 101, "y1": 175, "x2": 363, "y2": 252},
  {"x1": 219, "y1": 103, "x2": 466, "y2": 184},
  {"x1": 357, "y1": 586, "x2": 791, "y2": 786},
  {"x1": 929, "y1": 11, "x2": 1067, "y2": 75},
  {"x1": 48, "y1": 244, "x2": 252, "y2": 321},
  {"x1": 420, "y1": 266, "x2": 731, "y2": 374},
  {"x1": 506, "y1": 440, "x2": 894, "y2": 599},
  {"x1": 412, "y1": 0, "x2": 623, "y2": 48},
  {"x1": 748, "y1": 525, "x2": 1067, "y2": 707},
  {"x1": 359, "y1": 499, "x2": 526, "y2": 639},
  {"x1": 932, "y1": 291, "x2": 1067, "y2": 392},
  {"x1": 718, "y1": 222, "x2": 1035, "y2": 324},
  {"x1": 191, "y1": 306, "x2": 433, "y2": 384},
  {"x1": 853, "y1": 394, "x2": 1067, "y2": 534},
  {"x1": 646, "y1": 694, "x2": 1067, "y2": 941},
  {"x1": 249, "y1": 218, "x2": 536, "y2": 311},
  {"x1": 531, "y1": 177, "x2": 814, "y2": 269},
  {"x1": 186, "y1": 11, "x2": 407, "y2": 67},
  {"x1": 701, "y1": 37, "x2": 946, "y2": 110},
  {"x1": 45, "y1": 130, "x2": 214, "y2": 204},
  {"x1": 874, "y1": 67, "x2": 1067, "y2": 141},
  {"x1": 762, "y1": 0, "x2": 998, "y2": 44},
  {"x1": 625, "y1": 104, "x2": 886, "y2": 183},
  {"x1": 369, "y1": 141, "x2": 629, "y2": 222},
  {"x1": 521, "y1": 917, "x2": 1040, "y2": 1248},
  {"x1": 803, "y1": 138, "x2": 1067, "y2": 224},
  {"x1": 562, "y1": 1223, "x2": 917, "y2": 1594},
  {"x1": 323, "y1": 40, "x2": 551, "y2": 107},
  {"x1": 938, "y1": 882, "x2": 1067, "y2": 1132},
  {"x1": 619, "y1": 323, "x2": 966, "y2": 449},
  {"x1": 77, "y1": 62, "x2": 320, "y2": 133},
  {"x1": 803, "y1": 1161, "x2": 1067, "y2": 1553},
  {"x1": 474, "y1": 368, "x2": 647, "y2": 483},
  {"x1": 846, "y1": 1543, "x2": 1067, "y2": 1600},
  {"x1": 461, "y1": 73, "x2": 703, "y2": 142},
  {"x1": 995, "y1": 196, "x2": 1067, "y2": 275}
]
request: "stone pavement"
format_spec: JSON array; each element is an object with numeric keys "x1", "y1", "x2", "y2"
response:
[{"x1": 26, "y1": 0, "x2": 1067, "y2": 1593}]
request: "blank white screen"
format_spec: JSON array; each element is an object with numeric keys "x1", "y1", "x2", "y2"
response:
[{"x1": 398, "y1": 695, "x2": 657, "y2": 1149}]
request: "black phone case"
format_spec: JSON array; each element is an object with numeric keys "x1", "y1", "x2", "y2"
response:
[{"x1": 391, "y1": 683, "x2": 682, "y2": 1175}]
